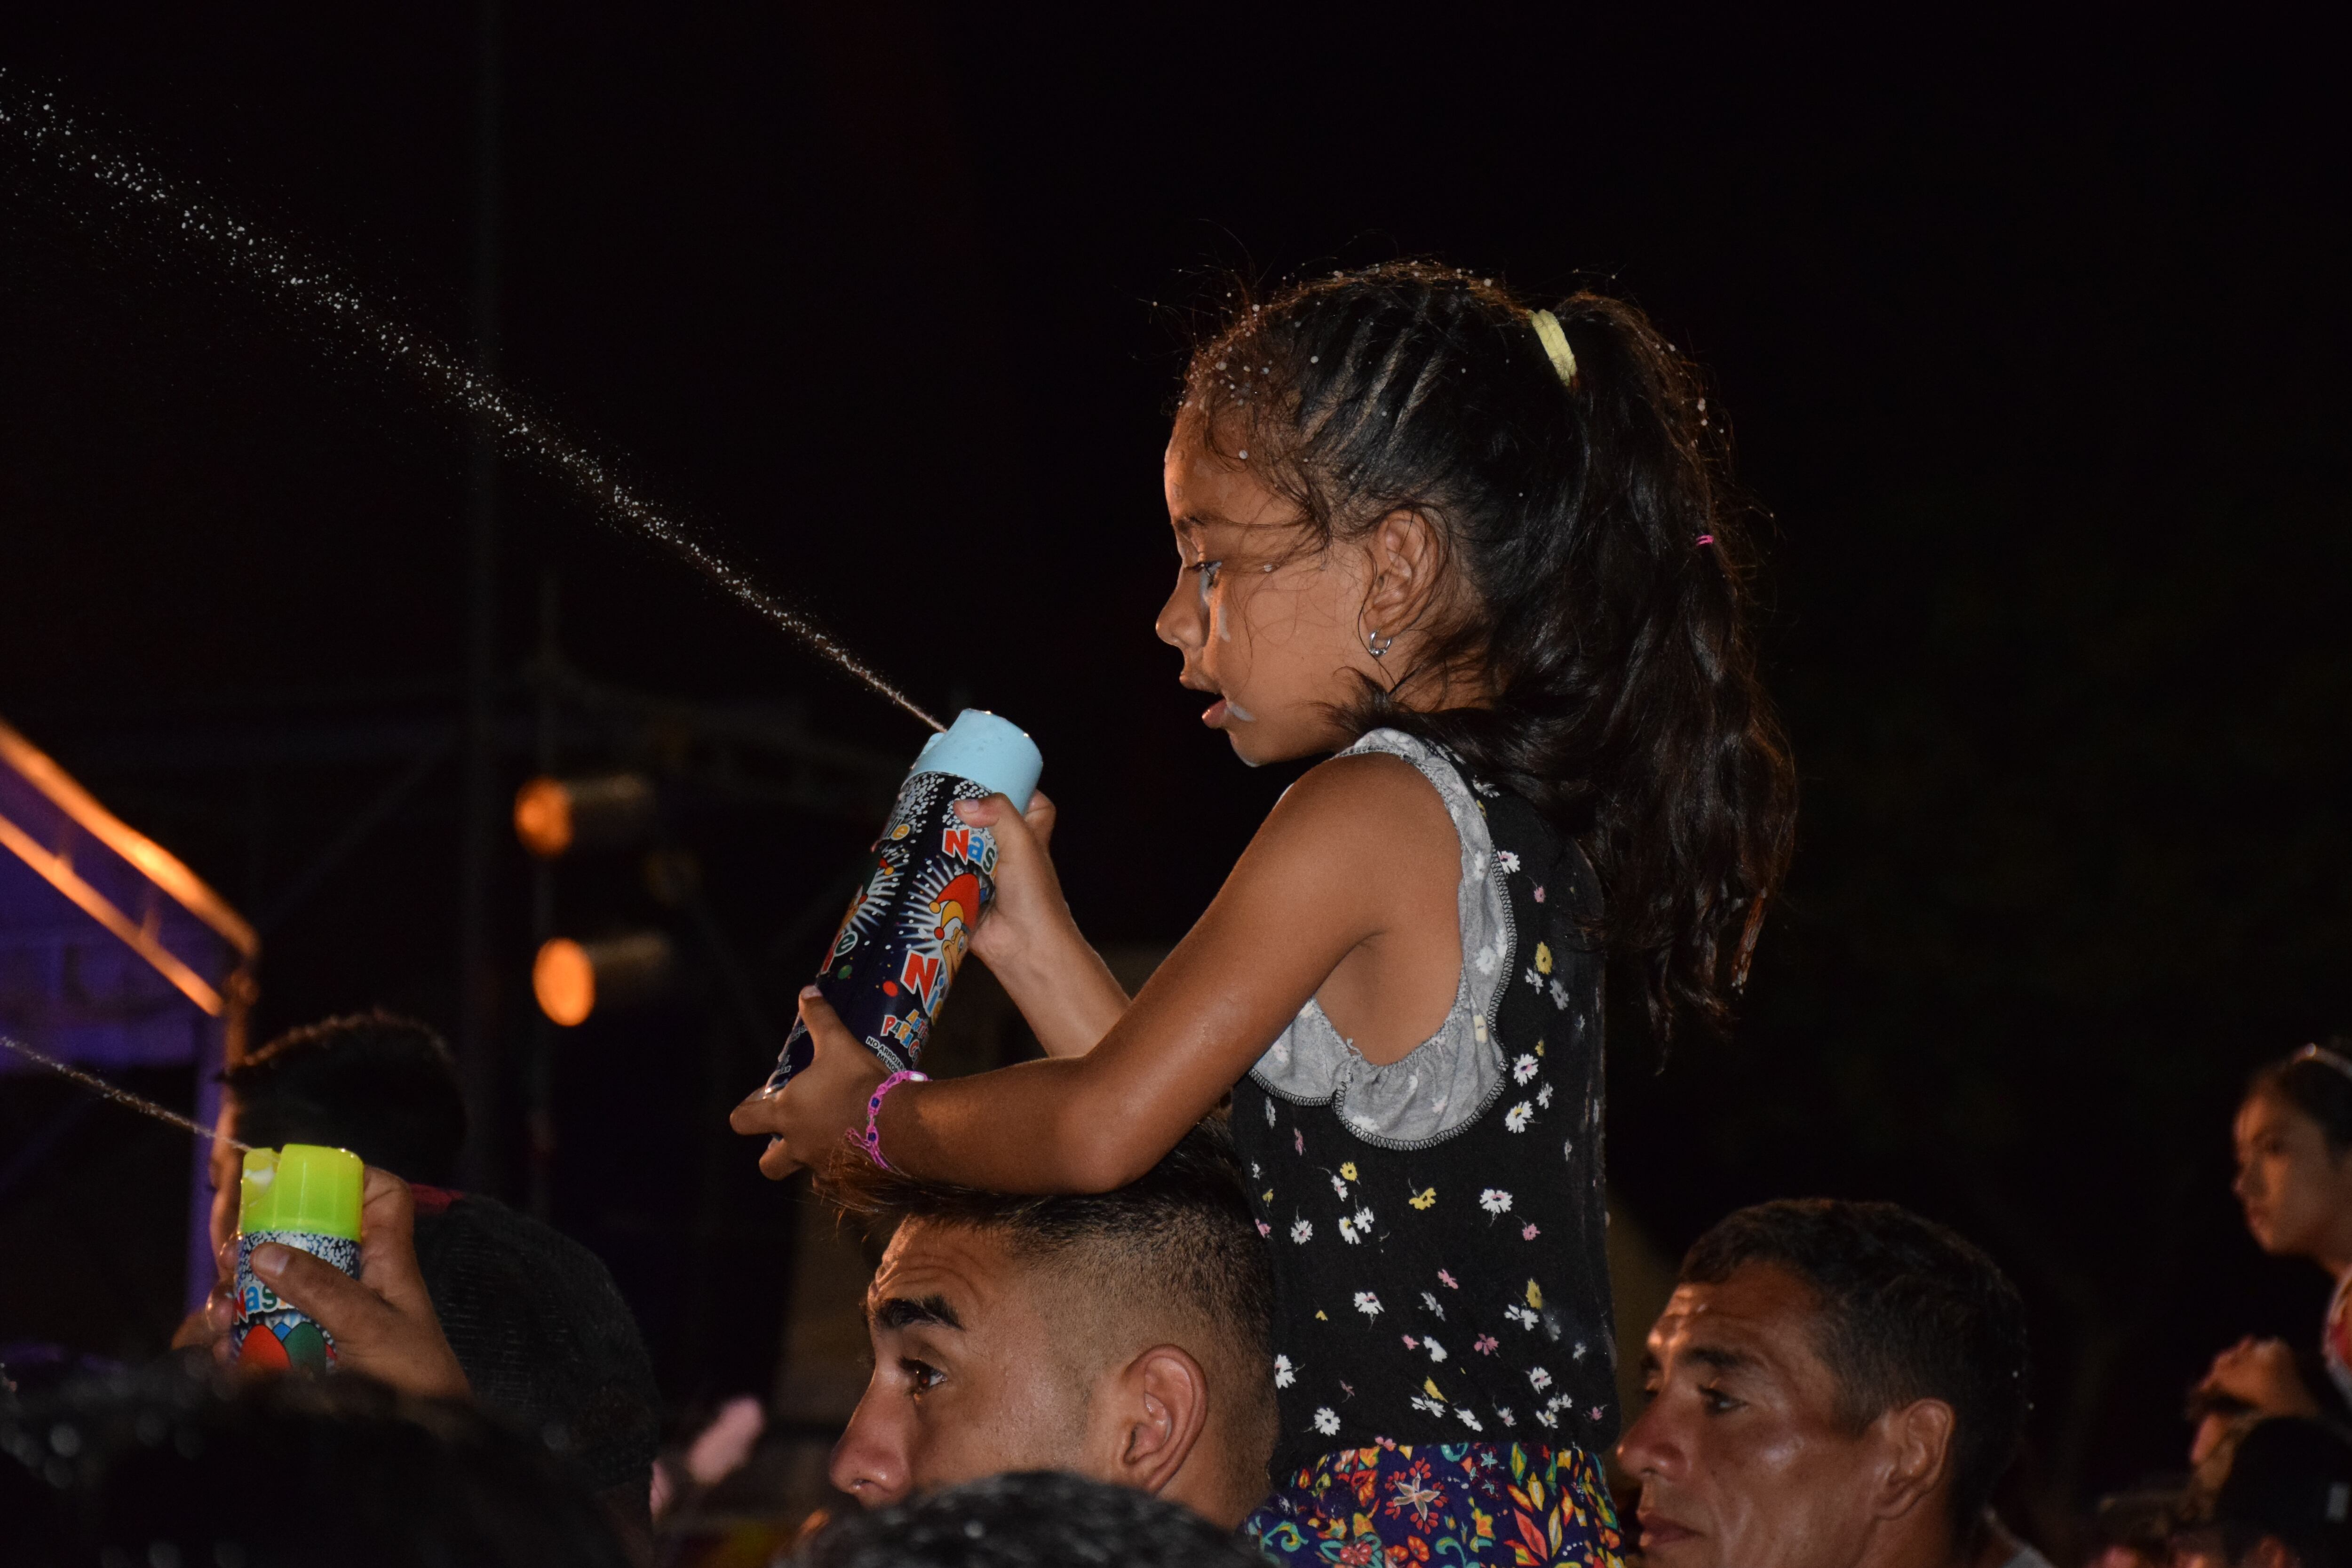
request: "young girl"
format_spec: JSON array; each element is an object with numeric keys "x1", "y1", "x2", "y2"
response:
[
  {"x1": 2196, "y1": 1040, "x2": 2352, "y2": 1447},
  {"x1": 735, "y1": 263, "x2": 1795, "y2": 1565}
]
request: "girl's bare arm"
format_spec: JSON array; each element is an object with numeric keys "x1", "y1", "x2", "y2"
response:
[{"x1": 733, "y1": 751, "x2": 1459, "y2": 1190}]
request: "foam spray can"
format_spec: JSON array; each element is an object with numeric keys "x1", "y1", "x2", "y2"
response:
[
  {"x1": 230, "y1": 1142, "x2": 364, "y2": 1373},
  {"x1": 763, "y1": 709, "x2": 1043, "y2": 1089}
]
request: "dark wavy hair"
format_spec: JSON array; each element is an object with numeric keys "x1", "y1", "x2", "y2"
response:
[{"x1": 1182, "y1": 261, "x2": 1796, "y2": 1038}]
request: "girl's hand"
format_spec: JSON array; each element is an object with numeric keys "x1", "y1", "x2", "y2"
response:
[
  {"x1": 730, "y1": 988, "x2": 888, "y2": 1178},
  {"x1": 2196, "y1": 1335, "x2": 2321, "y2": 1418},
  {"x1": 954, "y1": 791, "x2": 1068, "y2": 973},
  {"x1": 952, "y1": 790, "x2": 1132, "y2": 1057}
]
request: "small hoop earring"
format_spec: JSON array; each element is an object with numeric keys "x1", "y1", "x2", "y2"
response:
[{"x1": 1366, "y1": 629, "x2": 1396, "y2": 659}]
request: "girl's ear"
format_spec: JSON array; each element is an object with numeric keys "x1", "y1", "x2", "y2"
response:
[{"x1": 1362, "y1": 509, "x2": 1446, "y2": 635}]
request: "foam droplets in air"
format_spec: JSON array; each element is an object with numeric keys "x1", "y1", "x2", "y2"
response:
[{"x1": 0, "y1": 78, "x2": 941, "y2": 732}]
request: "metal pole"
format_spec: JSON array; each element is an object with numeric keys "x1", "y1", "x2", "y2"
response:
[
  {"x1": 526, "y1": 573, "x2": 557, "y2": 1219},
  {"x1": 455, "y1": 0, "x2": 503, "y2": 1193}
]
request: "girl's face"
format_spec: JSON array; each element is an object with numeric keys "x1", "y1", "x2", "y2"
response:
[
  {"x1": 2233, "y1": 1089, "x2": 2352, "y2": 1257},
  {"x1": 1155, "y1": 419, "x2": 1385, "y2": 766}
]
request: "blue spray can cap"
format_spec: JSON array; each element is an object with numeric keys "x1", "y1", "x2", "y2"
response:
[{"x1": 909, "y1": 709, "x2": 1043, "y2": 804}]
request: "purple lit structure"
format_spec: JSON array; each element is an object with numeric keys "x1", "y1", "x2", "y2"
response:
[{"x1": 0, "y1": 716, "x2": 257, "y2": 1311}]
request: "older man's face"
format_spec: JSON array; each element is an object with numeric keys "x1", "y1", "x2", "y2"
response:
[
  {"x1": 1616, "y1": 1263, "x2": 1896, "y2": 1568},
  {"x1": 828, "y1": 1219, "x2": 1095, "y2": 1509}
]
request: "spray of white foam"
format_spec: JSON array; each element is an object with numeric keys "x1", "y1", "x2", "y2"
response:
[
  {"x1": 0, "y1": 1031, "x2": 249, "y2": 1149},
  {"x1": 0, "y1": 78, "x2": 941, "y2": 733}
]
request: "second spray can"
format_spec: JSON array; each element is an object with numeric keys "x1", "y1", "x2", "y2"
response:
[
  {"x1": 230, "y1": 1141, "x2": 364, "y2": 1373},
  {"x1": 763, "y1": 708, "x2": 1043, "y2": 1090}
]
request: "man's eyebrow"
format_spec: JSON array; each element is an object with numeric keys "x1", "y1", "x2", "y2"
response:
[
  {"x1": 1687, "y1": 1344, "x2": 1757, "y2": 1374},
  {"x1": 873, "y1": 1294, "x2": 963, "y2": 1332}
]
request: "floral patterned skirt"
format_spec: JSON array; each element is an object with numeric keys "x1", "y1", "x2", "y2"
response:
[{"x1": 1244, "y1": 1441, "x2": 1624, "y2": 1567}]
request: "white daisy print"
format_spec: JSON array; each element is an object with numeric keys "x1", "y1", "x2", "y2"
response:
[
  {"x1": 1410, "y1": 1394, "x2": 1445, "y2": 1417},
  {"x1": 1354, "y1": 1291, "x2": 1383, "y2": 1319},
  {"x1": 1273, "y1": 1355, "x2": 1295, "y2": 1388},
  {"x1": 1424, "y1": 1337, "x2": 1447, "y2": 1363},
  {"x1": 1354, "y1": 1206, "x2": 1375, "y2": 1234},
  {"x1": 1421, "y1": 1290, "x2": 1445, "y2": 1320},
  {"x1": 1495, "y1": 849, "x2": 1520, "y2": 872},
  {"x1": 1264, "y1": 1098, "x2": 1276, "y2": 1125},
  {"x1": 1549, "y1": 978, "x2": 1572, "y2": 1011},
  {"x1": 1498, "y1": 1407, "x2": 1517, "y2": 1426},
  {"x1": 1513, "y1": 1053, "x2": 1539, "y2": 1084},
  {"x1": 1536, "y1": 1082, "x2": 1556, "y2": 1109},
  {"x1": 1337, "y1": 1215, "x2": 1362, "y2": 1245},
  {"x1": 1330, "y1": 1173, "x2": 1350, "y2": 1200},
  {"x1": 1479, "y1": 1188, "x2": 1514, "y2": 1215},
  {"x1": 1535, "y1": 1408, "x2": 1559, "y2": 1429},
  {"x1": 1458, "y1": 1408, "x2": 1485, "y2": 1431},
  {"x1": 1505, "y1": 1305, "x2": 1538, "y2": 1330},
  {"x1": 1290, "y1": 1219, "x2": 1313, "y2": 1244},
  {"x1": 1504, "y1": 1102, "x2": 1533, "y2": 1133},
  {"x1": 1313, "y1": 1408, "x2": 1341, "y2": 1436},
  {"x1": 1528, "y1": 1366, "x2": 1554, "y2": 1392},
  {"x1": 1524, "y1": 967, "x2": 1544, "y2": 991}
]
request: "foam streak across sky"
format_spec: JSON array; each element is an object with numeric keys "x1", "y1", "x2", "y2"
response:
[{"x1": 0, "y1": 77, "x2": 943, "y2": 732}]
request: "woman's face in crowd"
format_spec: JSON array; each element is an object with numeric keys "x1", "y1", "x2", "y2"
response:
[{"x1": 2233, "y1": 1089, "x2": 2352, "y2": 1258}]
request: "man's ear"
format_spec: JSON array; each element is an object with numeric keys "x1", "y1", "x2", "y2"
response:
[
  {"x1": 1872, "y1": 1398, "x2": 1956, "y2": 1521},
  {"x1": 1102, "y1": 1345, "x2": 1211, "y2": 1497}
]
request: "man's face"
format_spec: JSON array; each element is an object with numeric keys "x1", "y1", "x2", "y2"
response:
[
  {"x1": 829, "y1": 1219, "x2": 1098, "y2": 1508},
  {"x1": 1617, "y1": 1263, "x2": 1917, "y2": 1568}
]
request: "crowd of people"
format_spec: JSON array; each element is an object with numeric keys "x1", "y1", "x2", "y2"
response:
[
  {"x1": 5, "y1": 264, "x2": 2344, "y2": 1567},
  {"x1": 7, "y1": 1012, "x2": 2348, "y2": 1567}
]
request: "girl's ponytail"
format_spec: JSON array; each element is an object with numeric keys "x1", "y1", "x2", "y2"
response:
[{"x1": 1185, "y1": 263, "x2": 1796, "y2": 1040}]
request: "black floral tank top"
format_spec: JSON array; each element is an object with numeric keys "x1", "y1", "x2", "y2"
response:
[{"x1": 1231, "y1": 729, "x2": 1617, "y2": 1478}]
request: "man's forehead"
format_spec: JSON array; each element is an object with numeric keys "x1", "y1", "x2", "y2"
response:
[
  {"x1": 1648, "y1": 1263, "x2": 1824, "y2": 1368},
  {"x1": 866, "y1": 1220, "x2": 1025, "y2": 1325}
]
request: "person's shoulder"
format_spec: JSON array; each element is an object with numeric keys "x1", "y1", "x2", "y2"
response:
[{"x1": 1278, "y1": 740, "x2": 1450, "y2": 828}]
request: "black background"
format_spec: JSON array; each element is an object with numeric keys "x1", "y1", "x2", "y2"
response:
[{"x1": 0, "y1": 4, "x2": 2346, "y2": 1536}]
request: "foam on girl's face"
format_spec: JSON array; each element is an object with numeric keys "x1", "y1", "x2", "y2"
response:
[{"x1": 1158, "y1": 418, "x2": 1379, "y2": 766}]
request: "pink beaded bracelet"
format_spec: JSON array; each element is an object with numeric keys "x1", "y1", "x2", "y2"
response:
[{"x1": 852, "y1": 1069, "x2": 928, "y2": 1170}]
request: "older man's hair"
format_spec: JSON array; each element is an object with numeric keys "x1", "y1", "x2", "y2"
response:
[
  {"x1": 1681, "y1": 1198, "x2": 2029, "y2": 1534},
  {"x1": 820, "y1": 1116, "x2": 1275, "y2": 1488}
]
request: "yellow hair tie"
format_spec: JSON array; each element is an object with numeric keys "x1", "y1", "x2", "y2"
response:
[{"x1": 1529, "y1": 309, "x2": 1578, "y2": 390}]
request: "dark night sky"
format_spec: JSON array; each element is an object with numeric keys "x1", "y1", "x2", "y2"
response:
[{"x1": 1, "y1": 4, "x2": 2346, "y2": 1523}]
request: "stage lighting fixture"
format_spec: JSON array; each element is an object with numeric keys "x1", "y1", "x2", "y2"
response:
[
  {"x1": 513, "y1": 772, "x2": 657, "y2": 860},
  {"x1": 532, "y1": 931, "x2": 675, "y2": 1027}
]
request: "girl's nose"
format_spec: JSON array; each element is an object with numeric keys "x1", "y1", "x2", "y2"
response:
[{"x1": 1155, "y1": 572, "x2": 1203, "y2": 652}]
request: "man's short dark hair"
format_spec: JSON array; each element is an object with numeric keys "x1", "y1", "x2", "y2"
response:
[
  {"x1": 823, "y1": 1115, "x2": 1271, "y2": 1374},
  {"x1": 1681, "y1": 1198, "x2": 2029, "y2": 1533},
  {"x1": 802, "y1": 1470, "x2": 1266, "y2": 1568},
  {"x1": 223, "y1": 1011, "x2": 467, "y2": 1184}
]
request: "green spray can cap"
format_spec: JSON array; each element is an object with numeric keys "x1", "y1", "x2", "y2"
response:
[{"x1": 239, "y1": 1144, "x2": 364, "y2": 1241}]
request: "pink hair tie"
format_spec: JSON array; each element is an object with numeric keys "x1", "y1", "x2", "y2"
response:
[
  {"x1": 1694, "y1": 534, "x2": 1716, "y2": 547},
  {"x1": 851, "y1": 1069, "x2": 928, "y2": 1170}
]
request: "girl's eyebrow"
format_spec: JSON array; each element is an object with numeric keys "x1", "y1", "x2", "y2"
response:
[{"x1": 1174, "y1": 510, "x2": 1243, "y2": 533}]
